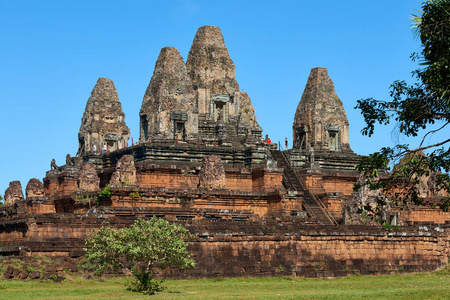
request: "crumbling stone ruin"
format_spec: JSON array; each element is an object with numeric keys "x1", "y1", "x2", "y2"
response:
[
  {"x1": 4, "y1": 181, "x2": 24, "y2": 206},
  {"x1": 0, "y1": 26, "x2": 449, "y2": 279},
  {"x1": 25, "y1": 178, "x2": 45, "y2": 199},
  {"x1": 77, "y1": 163, "x2": 100, "y2": 193},
  {"x1": 198, "y1": 155, "x2": 226, "y2": 190},
  {"x1": 78, "y1": 77, "x2": 130, "y2": 156},
  {"x1": 110, "y1": 155, "x2": 136, "y2": 186}
]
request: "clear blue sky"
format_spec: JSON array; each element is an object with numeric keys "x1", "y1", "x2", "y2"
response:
[{"x1": 0, "y1": 0, "x2": 431, "y2": 198}]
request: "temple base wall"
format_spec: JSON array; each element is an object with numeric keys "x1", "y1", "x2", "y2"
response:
[{"x1": 0, "y1": 215, "x2": 447, "y2": 278}]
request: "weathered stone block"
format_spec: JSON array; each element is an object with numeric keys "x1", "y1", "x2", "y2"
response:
[
  {"x1": 26, "y1": 178, "x2": 45, "y2": 198},
  {"x1": 77, "y1": 162, "x2": 99, "y2": 193},
  {"x1": 110, "y1": 155, "x2": 136, "y2": 186},
  {"x1": 4, "y1": 181, "x2": 24, "y2": 206},
  {"x1": 199, "y1": 155, "x2": 226, "y2": 190}
]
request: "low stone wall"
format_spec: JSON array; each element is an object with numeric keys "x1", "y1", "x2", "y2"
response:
[
  {"x1": 174, "y1": 225, "x2": 449, "y2": 278},
  {"x1": 0, "y1": 215, "x2": 447, "y2": 278},
  {"x1": 393, "y1": 207, "x2": 450, "y2": 225}
]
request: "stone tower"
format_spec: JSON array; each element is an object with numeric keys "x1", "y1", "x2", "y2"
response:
[
  {"x1": 139, "y1": 47, "x2": 198, "y2": 142},
  {"x1": 78, "y1": 78, "x2": 130, "y2": 156},
  {"x1": 186, "y1": 25, "x2": 262, "y2": 146},
  {"x1": 293, "y1": 68, "x2": 351, "y2": 152},
  {"x1": 139, "y1": 25, "x2": 262, "y2": 147}
]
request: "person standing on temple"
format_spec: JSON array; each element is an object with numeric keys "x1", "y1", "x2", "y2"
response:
[{"x1": 285, "y1": 137, "x2": 288, "y2": 150}]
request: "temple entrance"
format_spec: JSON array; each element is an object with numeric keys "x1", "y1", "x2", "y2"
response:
[
  {"x1": 140, "y1": 115, "x2": 148, "y2": 141},
  {"x1": 327, "y1": 125, "x2": 340, "y2": 151},
  {"x1": 175, "y1": 121, "x2": 186, "y2": 141},
  {"x1": 214, "y1": 101, "x2": 227, "y2": 122},
  {"x1": 297, "y1": 132, "x2": 306, "y2": 149},
  {"x1": 294, "y1": 126, "x2": 307, "y2": 150},
  {"x1": 328, "y1": 131, "x2": 339, "y2": 151},
  {"x1": 107, "y1": 141, "x2": 115, "y2": 152},
  {"x1": 104, "y1": 134, "x2": 119, "y2": 152}
]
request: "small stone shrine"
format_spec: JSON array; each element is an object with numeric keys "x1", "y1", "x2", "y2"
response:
[
  {"x1": 293, "y1": 67, "x2": 351, "y2": 152},
  {"x1": 77, "y1": 77, "x2": 130, "y2": 156},
  {"x1": 4, "y1": 181, "x2": 24, "y2": 206}
]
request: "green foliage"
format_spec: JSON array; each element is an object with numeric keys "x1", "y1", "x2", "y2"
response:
[
  {"x1": 129, "y1": 189, "x2": 141, "y2": 199},
  {"x1": 1, "y1": 274, "x2": 450, "y2": 299},
  {"x1": 355, "y1": 0, "x2": 450, "y2": 215},
  {"x1": 412, "y1": 0, "x2": 450, "y2": 108},
  {"x1": 84, "y1": 217, "x2": 195, "y2": 295},
  {"x1": 73, "y1": 194, "x2": 95, "y2": 206},
  {"x1": 49, "y1": 274, "x2": 58, "y2": 281},
  {"x1": 97, "y1": 185, "x2": 111, "y2": 202}
]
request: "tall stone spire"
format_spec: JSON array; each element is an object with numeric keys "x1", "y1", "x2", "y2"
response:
[
  {"x1": 78, "y1": 78, "x2": 130, "y2": 156},
  {"x1": 293, "y1": 68, "x2": 351, "y2": 152},
  {"x1": 186, "y1": 25, "x2": 238, "y2": 95},
  {"x1": 139, "y1": 47, "x2": 197, "y2": 142},
  {"x1": 185, "y1": 25, "x2": 261, "y2": 146}
]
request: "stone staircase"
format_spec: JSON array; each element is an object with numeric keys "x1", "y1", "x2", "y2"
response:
[
  {"x1": 270, "y1": 150, "x2": 337, "y2": 225},
  {"x1": 224, "y1": 123, "x2": 239, "y2": 144}
]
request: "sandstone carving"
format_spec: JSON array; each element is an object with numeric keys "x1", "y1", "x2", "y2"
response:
[
  {"x1": 138, "y1": 25, "x2": 262, "y2": 147},
  {"x1": 50, "y1": 159, "x2": 58, "y2": 170},
  {"x1": 187, "y1": 25, "x2": 262, "y2": 146},
  {"x1": 199, "y1": 155, "x2": 226, "y2": 190},
  {"x1": 77, "y1": 163, "x2": 99, "y2": 193},
  {"x1": 25, "y1": 178, "x2": 45, "y2": 199},
  {"x1": 393, "y1": 150, "x2": 445, "y2": 198},
  {"x1": 344, "y1": 175, "x2": 381, "y2": 225},
  {"x1": 78, "y1": 77, "x2": 130, "y2": 156},
  {"x1": 139, "y1": 47, "x2": 198, "y2": 142},
  {"x1": 293, "y1": 68, "x2": 351, "y2": 152},
  {"x1": 65, "y1": 154, "x2": 74, "y2": 167},
  {"x1": 4, "y1": 181, "x2": 24, "y2": 206},
  {"x1": 109, "y1": 155, "x2": 136, "y2": 186}
]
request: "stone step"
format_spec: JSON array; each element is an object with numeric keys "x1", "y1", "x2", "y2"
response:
[{"x1": 269, "y1": 149, "x2": 335, "y2": 225}]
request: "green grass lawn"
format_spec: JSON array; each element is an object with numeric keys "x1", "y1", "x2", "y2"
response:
[{"x1": 0, "y1": 271, "x2": 449, "y2": 299}]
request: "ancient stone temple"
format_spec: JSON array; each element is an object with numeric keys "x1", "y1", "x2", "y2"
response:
[
  {"x1": 187, "y1": 26, "x2": 262, "y2": 147},
  {"x1": 293, "y1": 67, "x2": 351, "y2": 152},
  {"x1": 77, "y1": 77, "x2": 130, "y2": 156},
  {"x1": 139, "y1": 47, "x2": 198, "y2": 143},
  {"x1": 139, "y1": 25, "x2": 261, "y2": 147},
  {"x1": 0, "y1": 26, "x2": 449, "y2": 280}
]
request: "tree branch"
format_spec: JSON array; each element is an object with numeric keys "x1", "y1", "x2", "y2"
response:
[{"x1": 420, "y1": 121, "x2": 450, "y2": 148}]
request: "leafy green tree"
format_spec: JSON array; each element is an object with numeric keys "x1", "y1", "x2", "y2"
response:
[
  {"x1": 84, "y1": 217, "x2": 196, "y2": 294},
  {"x1": 355, "y1": 0, "x2": 450, "y2": 215}
]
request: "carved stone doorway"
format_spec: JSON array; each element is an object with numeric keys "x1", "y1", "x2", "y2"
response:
[
  {"x1": 329, "y1": 131, "x2": 339, "y2": 151},
  {"x1": 214, "y1": 101, "x2": 227, "y2": 122},
  {"x1": 175, "y1": 121, "x2": 186, "y2": 141}
]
